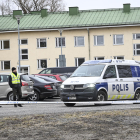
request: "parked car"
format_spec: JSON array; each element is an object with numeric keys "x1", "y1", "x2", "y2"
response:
[
  {"x1": 35, "y1": 74, "x2": 67, "y2": 82},
  {"x1": 29, "y1": 76, "x2": 57, "y2": 101},
  {"x1": 38, "y1": 67, "x2": 77, "y2": 76},
  {"x1": 0, "y1": 73, "x2": 34, "y2": 101},
  {"x1": 35, "y1": 75, "x2": 62, "y2": 97}
]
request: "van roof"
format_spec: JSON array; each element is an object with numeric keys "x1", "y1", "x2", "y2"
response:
[{"x1": 83, "y1": 59, "x2": 140, "y2": 65}]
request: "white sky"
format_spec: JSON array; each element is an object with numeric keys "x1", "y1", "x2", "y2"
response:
[
  {"x1": 0, "y1": 0, "x2": 140, "y2": 11},
  {"x1": 65, "y1": 0, "x2": 140, "y2": 10}
]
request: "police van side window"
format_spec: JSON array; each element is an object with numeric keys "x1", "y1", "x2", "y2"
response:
[
  {"x1": 103, "y1": 65, "x2": 117, "y2": 78},
  {"x1": 117, "y1": 65, "x2": 132, "y2": 78}
]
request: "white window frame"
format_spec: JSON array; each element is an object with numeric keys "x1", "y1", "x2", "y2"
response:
[
  {"x1": 37, "y1": 38, "x2": 47, "y2": 48},
  {"x1": 1, "y1": 61, "x2": 10, "y2": 70},
  {"x1": 37, "y1": 59, "x2": 47, "y2": 69},
  {"x1": 94, "y1": 57, "x2": 105, "y2": 60},
  {"x1": 94, "y1": 35, "x2": 104, "y2": 46},
  {"x1": 20, "y1": 39, "x2": 28, "y2": 45},
  {"x1": 114, "y1": 56, "x2": 124, "y2": 59},
  {"x1": 56, "y1": 58, "x2": 59, "y2": 67},
  {"x1": 74, "y1": 36, "x2": 85, "y2": 47},
  {"x1": 75, "y1": 58, "x2": 85, "y2": 66},
  {"x1": 20, "y1": 49, "x2": 28, "y2": 60},
  {"x1": 133, "y1": 44, "x2": 140, "y2": 56},
  {"x1": 113, "y1": 34, "x2": 124, "y2": 45},
  {"x1": 133, "y1": 34, "x2": 140, "y2": 40},
  {"x1": 0, "y1": 40, "x2": 10, "y2": 50},
  {"x1": 55, "y1": 37, "x2": 65, "y2": 48}
]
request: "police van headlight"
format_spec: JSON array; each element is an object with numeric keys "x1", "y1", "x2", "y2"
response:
[
  {"x1": 83, "y1": 83, "x2": 95, "y2": 88},
  {"x1": 61, "y1": 84, "x2": 64, "y2": 89}
]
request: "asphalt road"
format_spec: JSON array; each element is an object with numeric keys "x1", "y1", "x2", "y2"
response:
[{"x1": 0, "y1": 97, "x2": 140, "y2": 118}]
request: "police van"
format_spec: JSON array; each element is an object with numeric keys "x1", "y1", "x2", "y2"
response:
[{"x1": 60, "y1": 59, "x2": 140, "y2": 107}]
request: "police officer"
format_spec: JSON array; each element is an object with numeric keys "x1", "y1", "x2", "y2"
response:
[{"x1": 9, "y1": 67, "x2": 23, "y2": 107}]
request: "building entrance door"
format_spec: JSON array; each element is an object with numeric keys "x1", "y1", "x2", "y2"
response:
[{"x1": 17, "y1": 65, "x2": 30, "y2": 75}]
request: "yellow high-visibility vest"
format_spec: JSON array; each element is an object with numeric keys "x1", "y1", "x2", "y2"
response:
[{"x1": 11, "y1": 73, "x2": 20, "y2": 84}]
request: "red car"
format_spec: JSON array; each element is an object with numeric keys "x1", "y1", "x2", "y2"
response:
[{"x1": 35, "y1": 74, "x2": 67, "y2": 82}]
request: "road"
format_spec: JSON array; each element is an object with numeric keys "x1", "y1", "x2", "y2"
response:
[{"x1": 0, "y1": 97, "x2": 140, "y2": 117}]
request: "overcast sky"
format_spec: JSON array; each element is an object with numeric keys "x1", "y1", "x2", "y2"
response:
[
  {"x1": 65, "y1": 0, "x2": 140, "y2": 10},
  {"x1": 0, "y1": 0, "x2": 140, "y2": 11}
]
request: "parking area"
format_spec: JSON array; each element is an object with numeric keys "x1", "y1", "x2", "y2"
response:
[{"x1": 1, "y1": 98, "x2": 140, "y2": 118}]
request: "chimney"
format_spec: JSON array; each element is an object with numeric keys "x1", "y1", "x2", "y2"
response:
[
  {"x1": 13, "y1": 10, "x2": 22, "y2": 19},
  {"x1": 30, "y1": 11, "x2": 40, "y2": 14},
  {"x1": 123, "y1": 3, "x2": 130, "y2": 13},
  {"x1": 69, "y1": 7, "x2": 79, "y2": 16},
  {"x1": 41, "y1": 9, "x2": 48, "y2": 18}
]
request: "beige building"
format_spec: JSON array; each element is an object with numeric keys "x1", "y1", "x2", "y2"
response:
[{"x1": 0, "y1": 4, "x2": 140, "y2": 74}]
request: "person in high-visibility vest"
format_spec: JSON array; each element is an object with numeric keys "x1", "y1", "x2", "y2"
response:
[{"x1": 9, "y1": 67, "x2": 23, "y2": 107}]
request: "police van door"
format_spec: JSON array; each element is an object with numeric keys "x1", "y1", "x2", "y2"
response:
[
  {"x1": 102, "y1": 65, "x2": 119, "y2": 100},
  {"x1": 117, "y1": 65, "x2": 134, "y2": 99}
]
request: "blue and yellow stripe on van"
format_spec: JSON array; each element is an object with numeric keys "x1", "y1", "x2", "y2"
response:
[{"x1": 108, "y1": 94, "x2": 134, "y2": 100}]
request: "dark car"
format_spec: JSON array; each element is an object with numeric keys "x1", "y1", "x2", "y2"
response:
[
  {"x1": 35, "y1": 75, "x2": 62, "y2": 97},
  {"x1": 29, "y1": 76, "x2": 57, "y2": 101},
  {"x1": 39, "y1": 67, "x2": 77, "y2": 76}
]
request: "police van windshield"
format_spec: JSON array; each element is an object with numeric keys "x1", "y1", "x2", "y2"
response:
[{"x1": 71, "y1": 65, "x2": 105, "y2": 77}]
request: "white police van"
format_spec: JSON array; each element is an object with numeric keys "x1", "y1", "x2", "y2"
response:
[{"x1": 60, "y1": 59, "x2": 140, "y2": 107}]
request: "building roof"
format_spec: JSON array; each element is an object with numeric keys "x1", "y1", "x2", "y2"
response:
[{"x1": 1, "y1": 7, "x2": 140, "y2": 32}]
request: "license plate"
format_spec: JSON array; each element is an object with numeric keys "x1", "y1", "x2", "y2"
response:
[
  {"x1": 68, "y1": 97, "x2": 76, "y2": 100},
  {"x1": 30, "y1": 86, "x2": 33, "y2": 88}
]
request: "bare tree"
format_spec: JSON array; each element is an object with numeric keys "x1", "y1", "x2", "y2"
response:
[
  {"x1": 0, "y1": 0, "x2": 12, "y2": 15},
  {"x1": 48, "y1": 0, "x2": 65, "y2": 12},
  {"x1": 13, "y1": 0, "x2": 65, "y2": 14}
]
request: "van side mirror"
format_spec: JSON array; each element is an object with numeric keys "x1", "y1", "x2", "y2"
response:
[{"x1": 103, "y1": 73, "x2": 115, "y2": 79}]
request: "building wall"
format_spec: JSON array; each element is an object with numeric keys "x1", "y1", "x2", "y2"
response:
[{"x1": 0, "y1": 26, "x2": 140, "y2": 74}]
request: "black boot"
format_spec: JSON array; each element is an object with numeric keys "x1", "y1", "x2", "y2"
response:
[
  {"x1": 14, "y1": 96, "x2": 17, "y2": 107},
  {"x1": 18, "y1": 104, "x2": 23, "y2": 107}
]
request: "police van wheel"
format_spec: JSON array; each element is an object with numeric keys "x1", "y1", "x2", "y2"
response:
[
  {"x1": 134, "y1": 90, "x2": 140, "y2": 100},
  {"x1": 64, "y1": 103, "x2": 76, "y2": 107},
  {"x1": 96, "y1": 91, "x2": 107, "y2": 101}
]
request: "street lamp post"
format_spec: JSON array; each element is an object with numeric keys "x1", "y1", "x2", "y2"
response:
[
  {"x1": 15, "y1": 15, "x2": 22, "y2": 73},
  {"x1": 58, "y1": 29, "x2": 64, "y2": 67}
]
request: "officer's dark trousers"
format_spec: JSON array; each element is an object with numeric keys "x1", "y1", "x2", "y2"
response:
[{"x1": 12, "y1": 87, "x2": 22, "y2": 101}]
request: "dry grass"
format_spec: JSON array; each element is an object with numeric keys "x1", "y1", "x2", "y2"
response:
[{"x1": 0, "y1": 109, "x2": 140, "y2": 140}]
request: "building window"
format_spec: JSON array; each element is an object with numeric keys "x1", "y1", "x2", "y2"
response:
[
  {"x1": 56, "y1": 38, "x2": 65, "y2": 47},
  {"x1": 94, "y1": 35, "x2": 104, "y2": 46},
  {"x1": 75, "y1": 36, "x2": 84, "y2": 46},
  {"x1": 37, "y1": 38, "x2": 46, "y2": 48},
  {"x1": 21, "y1": 49, "x2": 28, "y2": 60},
  {"x1": 134, "y1": 44, "x2": 140, "y2": 55},
  {"x1": 38, "y1": 59, "x2": 47, "y2": 69},
  {"x1": 133, "y1": 34, "x2": 140, "y2": 40},
  {"x1": 20, "y1": 39, "x2": 28, "y2": 45},
  {"x1": 1, "y1": 61, "x2": 10, "y2": 70},
  {"x1": 0, "y1": 40, "x2": 10, "y2": 50},
  {"x1": 114, "y1": 56, "x2": 124, "y2": 59},
  {"x1": 56, "y1": 58, "x2": 59, "y2": 67},
  {"x1": 113, "y1": 35, "x2": 123, "y2": 45},
  {"x1": 94, "y1": 57, "x2": 104, "y2": 60},
  {"x1": 75, "y1": 58, "x2": 85, "y2": 66}
]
